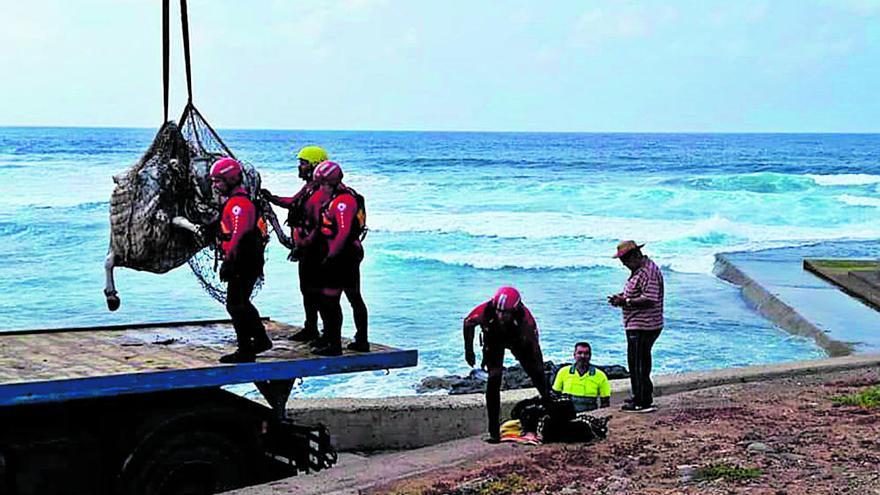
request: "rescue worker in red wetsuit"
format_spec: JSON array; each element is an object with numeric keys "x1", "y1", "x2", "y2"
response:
[
  {"x1": 463, "y1": 286, "x2": 549, "y2": 443},
  {"x1": 310, "y1": 160, "x2": 369, "y2": 356},
  {"x1": 263, "y1": 146, "x2": 328, "y2": 342},
  {"x1": 210, "y1": 157, "x2": 273, "y2": 363}
]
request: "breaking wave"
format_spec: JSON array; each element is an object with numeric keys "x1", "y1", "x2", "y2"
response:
[{"x1": 807, "y1": 173, "x2": 880, "y2": 187}]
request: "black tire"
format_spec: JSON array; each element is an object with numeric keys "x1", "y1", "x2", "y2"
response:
[{"x1": 118, "y1": 429, "x2": 251, "y2": 495}]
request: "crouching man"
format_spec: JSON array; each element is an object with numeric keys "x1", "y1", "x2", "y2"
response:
[{"x1": 463, "y1": 286, "x2": 549, "y2": 443}]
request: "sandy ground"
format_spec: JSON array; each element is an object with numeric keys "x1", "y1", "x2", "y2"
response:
[{"x1": 368, "y1": 368, "x2": 880, "y2": 495}]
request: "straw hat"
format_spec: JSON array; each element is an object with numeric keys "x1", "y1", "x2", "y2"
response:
[{"x1": 613, "y1": 240, "x2": 645, "y2": 258}]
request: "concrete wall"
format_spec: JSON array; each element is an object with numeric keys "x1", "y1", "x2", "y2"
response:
[
  {"x1": 286, "y1": 354, "x2": 880, "y2": 451},
  {"x1": 713, "y1": 254, "x2": 853, "y2": 356}
]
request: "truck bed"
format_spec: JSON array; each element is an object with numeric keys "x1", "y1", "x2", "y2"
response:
[{"x1": 0, "y1": 319, "x2": 417, "y2": 406}]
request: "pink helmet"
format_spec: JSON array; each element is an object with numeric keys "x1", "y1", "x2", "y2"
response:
[
  {"x1": 313, "y1": 160, "x2": 343, "y2": 185},
  {"x1": 492, "y1": 286, "x2": 521, "y2": 311},
  {"x1": 210, "y1": 157, "x2": 243, "y2": 186}
]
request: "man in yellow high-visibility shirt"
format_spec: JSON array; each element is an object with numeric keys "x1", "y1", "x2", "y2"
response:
[{"x1": 552, "y1": 341, "x2": 611, "y2": 412}]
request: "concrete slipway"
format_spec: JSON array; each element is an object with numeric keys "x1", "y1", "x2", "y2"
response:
[
  {"x1": 229, "y1": 241, "x2": 880, "y2": 494},
  {"x1": 714, "y1": 241, "x2": 880, "y2": 355}
]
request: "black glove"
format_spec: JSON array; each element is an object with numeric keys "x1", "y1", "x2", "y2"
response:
[
  {"x1": 260, "y1": 188, "x2": 278, "y2": 204},
  {"x1": 219, "y1": 260, "x2": 234, "y2": 282},
  {"x1": 465, "y1": 349, "x2": 476, "y2": 367},
  {"x1": 288, "y1": 246, "x2": 303, "y2": 262}
]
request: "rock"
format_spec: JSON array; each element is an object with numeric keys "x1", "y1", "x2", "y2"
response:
[
  {"x1": 677, "y1": 464, "x2": 697, "y2": 483},
  {"x1": 777, "y1": 453, "x2": 804, "y2": 462},
  {"x1": 418, "y1": 361, "x2": 629, "y2": 395},
  {"x1": 747, "y1": 442, "x2": 775, "y2": 454}
]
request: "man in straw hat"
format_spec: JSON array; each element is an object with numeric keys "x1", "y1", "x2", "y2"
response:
[{"x1": 607, "y1": 240, "x2": 664, "y2": 413}]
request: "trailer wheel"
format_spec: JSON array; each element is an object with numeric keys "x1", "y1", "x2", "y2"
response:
[{"x1": 119, "y1": 429, "x2": 250, "y2": 495}]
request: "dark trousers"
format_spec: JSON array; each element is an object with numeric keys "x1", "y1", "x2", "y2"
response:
[
  {"x1": 343, "y1": 266, "x2": 368, "y2": 343},
  {"x1": 226, "y1": 272, "x2": 267, "y2": 351},
  {"x1": 317, "y1": 293, "x2": 343, "y2": 350},
  {"x1": 298, "y1": 259, "x2": 320, "y2": 333},
  {"x1": 626, "y1": 329, "x2": 661, "y2": 407},
  {"x1": 485, "y1": 345, "x2": 548, "y2": 437}
]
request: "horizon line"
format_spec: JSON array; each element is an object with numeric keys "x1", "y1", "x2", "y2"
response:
[{"x1": 1, "y1": 124, "x2": 879, "y2": 135}]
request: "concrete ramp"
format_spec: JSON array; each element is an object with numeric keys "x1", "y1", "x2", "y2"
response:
[{"x1": 714, "y1": 243, "x2": 880, "y2": 355}]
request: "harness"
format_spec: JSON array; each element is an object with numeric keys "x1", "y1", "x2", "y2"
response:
[
  {"x1": 478, "y1": 304, "x2": 524, "y2": 348},
  {"x1": 218, "y1": 191, "x2": 268, "y2": 246},
  {"x1": 320, "y1": 185, "x2": 368, "y2": 241},
  {"x1": 286, "y1": 181, "x2": 320, "y2": 232}
]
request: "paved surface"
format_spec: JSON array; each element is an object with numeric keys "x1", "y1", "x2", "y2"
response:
[
  {"x1": 229, "y1": 353, "x2": 880, "y2": 495},
  {"x1": 715, "y1": 241, "x2": 880, "y2": 354}
]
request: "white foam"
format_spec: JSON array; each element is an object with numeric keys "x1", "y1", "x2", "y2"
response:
[
  {"x1": 836, "y1": 194, "x2": 880, "y2": 208},
  {"x1": 375, "y1": 213, "x2": 880, "y2": 275},
  {"x1": 379, "y1": 248, "x2": 617, "y2": 271},
  {"x1": 806, "y1": 173, "x2": 880, "y2": 186},
  {"x1": 370, "y1": 211, "x2": 880, "y2": 244}
]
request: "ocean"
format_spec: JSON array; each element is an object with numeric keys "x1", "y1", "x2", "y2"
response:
[{"x1": 1, "y1": 127, "x2": 878, "y2": 398}]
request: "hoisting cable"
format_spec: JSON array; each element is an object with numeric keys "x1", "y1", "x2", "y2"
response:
[{"x1": 162, "y1": 0, "x2": 170, "y2": 123}]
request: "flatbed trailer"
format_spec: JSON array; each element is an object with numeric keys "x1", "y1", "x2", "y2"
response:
[{"x1": 0, "y1": 319, "x2": 417, "y2": 495}]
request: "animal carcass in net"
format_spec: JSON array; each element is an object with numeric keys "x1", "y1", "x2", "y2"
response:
[{"x1": 104, "y1": 122, "x2": 218, "y2": 310}]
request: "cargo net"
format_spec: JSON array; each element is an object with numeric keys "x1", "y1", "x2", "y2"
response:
[
  {"x1": 109, "y1": 103, "x2": 281, "y2": 305},
  {"x1": 179, "y1": 104, "x2": 283, "y2": 304}
]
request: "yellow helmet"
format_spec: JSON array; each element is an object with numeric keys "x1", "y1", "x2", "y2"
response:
[{"x1": 296, "y1": 146, "x2": 329, "y2": 166}]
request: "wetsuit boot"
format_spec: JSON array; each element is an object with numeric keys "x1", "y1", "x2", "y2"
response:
[
  {"x1": 290, "y1": 293, "x2": 321, "y2": 342},
  {"x1": 220, "y1": 327, "x2": 256, "y2": 363},
  {"x1": 313, "y1": 295, "x2": 342, "y2": 356},
  {"x1": 344, "y1": 288, "x2": 370, "y2": 352}
]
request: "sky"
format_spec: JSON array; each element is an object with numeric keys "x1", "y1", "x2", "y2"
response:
[{"x1": 1, "y1": 0, "x2": 879, "y2": 132}]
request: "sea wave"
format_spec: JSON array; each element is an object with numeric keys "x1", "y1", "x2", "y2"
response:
[
  {"x1": 660, "y1": 173, "x2": 813, "y2": 193},
  {"x1": 807, "y1": 173, "x2": 880, "y2": 187},
  {"x1": 370, "y1": 211, "x2": 879, "y2": 244},
  {"x1": 836, "y1": 194, "x2": 880, "y2": 207},
  {"x1": 374, "y1": 214, "x2": 880, "y2": 274},
  {"x1": 379, "y1": 249, "x2": 614, "y2": 271}
]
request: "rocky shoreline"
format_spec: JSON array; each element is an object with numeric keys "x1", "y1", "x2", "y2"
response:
[{"x1": 418, "y1": 362, "x2": 630, "y2": 395}]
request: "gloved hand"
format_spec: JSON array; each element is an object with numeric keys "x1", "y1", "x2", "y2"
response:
[
  {"x1": 192, "y1": 224, "x2": 206, "y2": 244},
  {"x1": 287, "y1": 247, "x2": 303, "y2": 262},
  {"x1": 465, "y1": 349, "x2": 476, "y2": 367},
  {"x1": 260, "y1": 188, "x2": 278, "y2": 205},
  {"x1": 219, "y1": 260, "x2": 234, "y2": 282}
]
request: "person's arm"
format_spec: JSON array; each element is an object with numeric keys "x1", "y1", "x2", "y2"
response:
[
  {"x1": 599, "y1": 372, "x2": 611, "y2": 408},
  {"x1": 624, "y1": 272, "x2": 660, "y2": 308},
  {"x1": 607, "y1": 293, "x2": 625, "y2": 307},
  {"x1": 463, "y1": 303, "x2": 487, "y2": 367},
  {"x1": 463, "y1": 320, "x2": 476, "y2": 367},
  {"x1": 262, "y1": 189, "x2": 294, "y2": 208},
  {"x1": 520, "y1": 308, "x2": 549, "y2": 398},
  {"x1": 552, "y1": 369, "x2": 565, "y2": 394},
  {"x1": 324, "y1": 195, "x2": 357, "y2": 260}
]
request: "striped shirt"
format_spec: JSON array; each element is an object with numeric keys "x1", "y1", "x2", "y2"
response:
[{"x1": 622, "y1": 257, "x2": 664, "y2": 331}]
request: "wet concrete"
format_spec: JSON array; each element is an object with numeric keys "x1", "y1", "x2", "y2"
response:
[{"x1": 714, "y1": 241, "x2": 880, "y2": 355}]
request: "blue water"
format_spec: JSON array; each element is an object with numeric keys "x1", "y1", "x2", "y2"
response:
[{"x1": 2, "y1": 128, "x2": 879, "y2": 398}]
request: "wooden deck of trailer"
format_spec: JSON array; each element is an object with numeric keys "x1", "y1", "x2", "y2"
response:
[{"x1": 0, "y1": 319, "x2": 417, "y2": 406}]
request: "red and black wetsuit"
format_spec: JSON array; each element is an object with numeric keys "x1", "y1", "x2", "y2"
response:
[
  {"x1": 276, "y1": 181, "x2": 326, "y2": 335},
  {"x1": 319, "y1": 188, "x2": 363, "y2": 286},
  {"x1": 313, "y1": 184, "x2": 368, "y2": 352},
  {"x1": 219, "y1": 187, "x2": 269, "y2": 353},
  {"x1": 463, "y1": 301, "x2": 548, "y2": 438}
]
